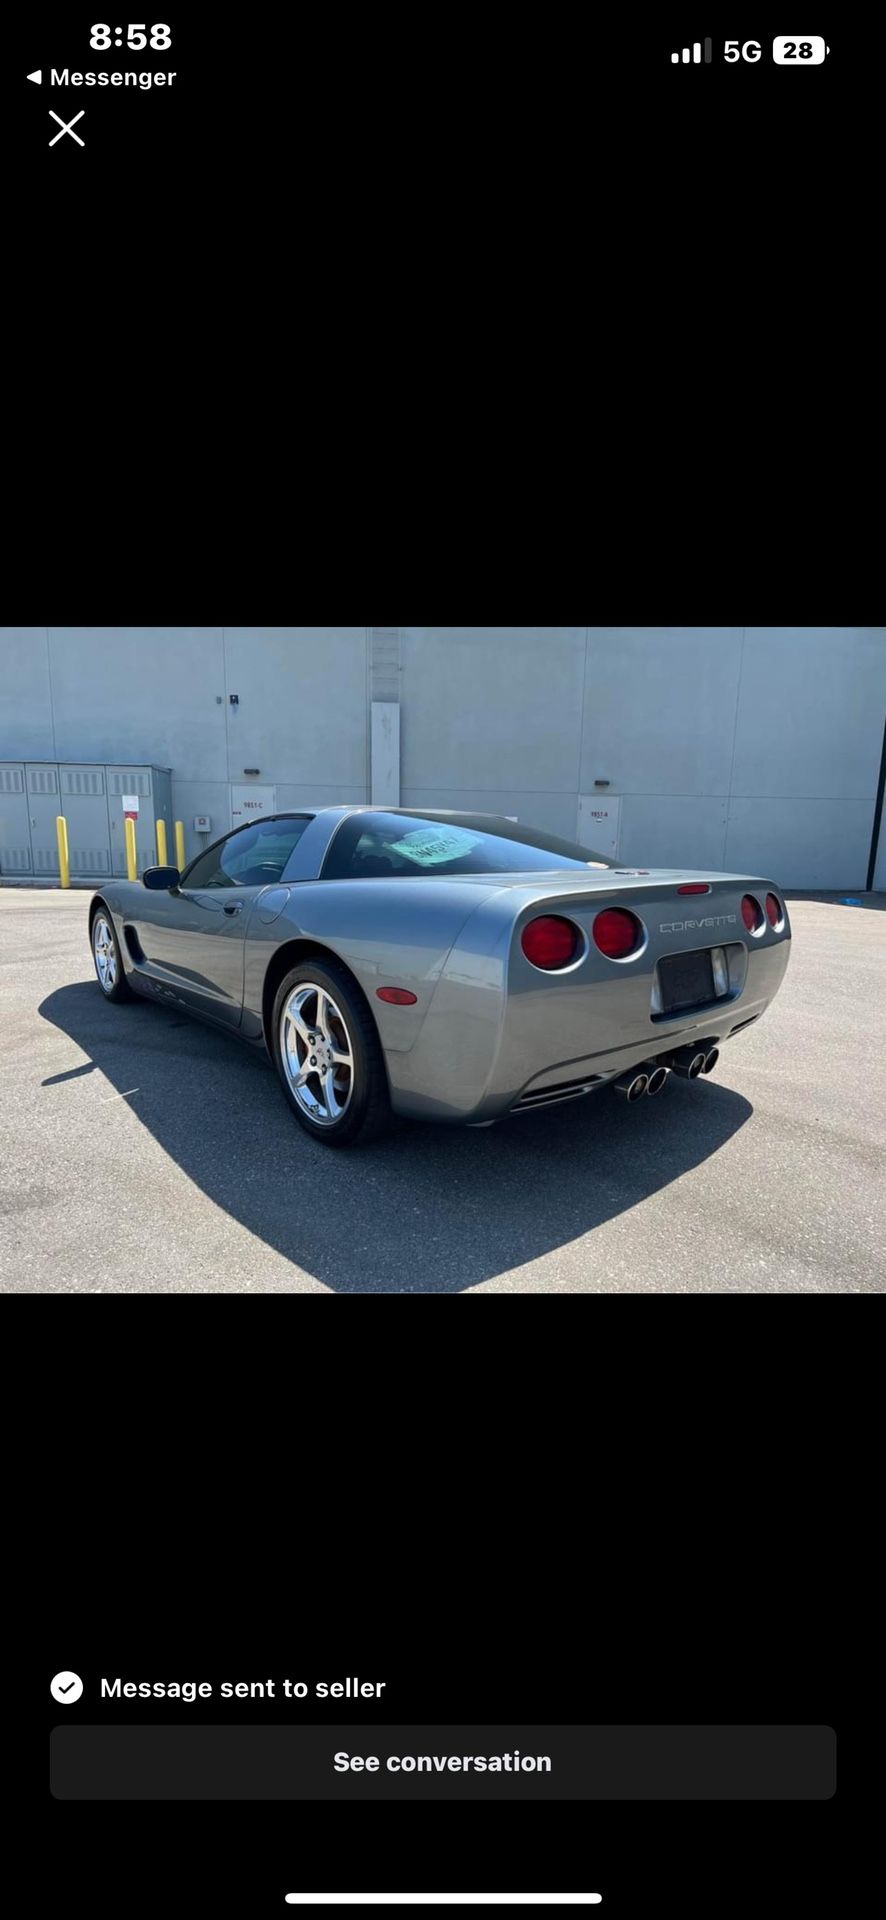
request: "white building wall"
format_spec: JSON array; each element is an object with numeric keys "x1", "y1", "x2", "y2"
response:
[
  {"x1": 399, "y1": 625, "x2": 587, "y2": 840},
  {"x1": 723, "y1": 627, "x2": 884, "y2": 887},
  {"x1": 0, "y1": 628, "x2": 56, "y2": 759},
  {"x1": 0, "y1": 626, "x2": 884, "y2": 884},
  {"x1": 0, "y1": 625, "x2": 369, "y2": 867}
]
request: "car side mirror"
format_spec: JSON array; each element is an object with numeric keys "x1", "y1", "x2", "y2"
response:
[{"x1": 142, "y1": 865, "x2": 181, "y2": 890}]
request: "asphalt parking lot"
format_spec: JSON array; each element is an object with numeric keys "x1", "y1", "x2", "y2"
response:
[{"x1": 1, "y1": 888, "x2": 883, "y2": 1293}]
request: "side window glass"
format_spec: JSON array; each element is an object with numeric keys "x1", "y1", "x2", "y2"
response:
[
  {"x1": 183, "y1": 818, "x2": 311, "y2": 889},
  {"x1": 183, "y1": 827, "x2": 257, "y2": 889},
  {"x1": 219, "y1": 817, "x2": 308, "y2": 884},
  {"x1": 214, "y1": 825, "x2": 262, "y2": 885}
]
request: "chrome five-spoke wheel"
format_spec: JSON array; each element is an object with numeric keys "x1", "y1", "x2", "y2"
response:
[
  {"x1": 93, "y1": 914, "x2": 118, "y2": 992},
  {"x1": 280, "y1": 981, "x2": 354, "y2": 1127}
]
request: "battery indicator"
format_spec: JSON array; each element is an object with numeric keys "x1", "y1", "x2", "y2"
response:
[{"x1": 772, "y1": 37, "x2": 829, "y2": 64}]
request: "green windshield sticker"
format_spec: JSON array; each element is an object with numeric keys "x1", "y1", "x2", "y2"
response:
[{"x1": 388, "y1": 826, "x2": 483, "y2": 866}]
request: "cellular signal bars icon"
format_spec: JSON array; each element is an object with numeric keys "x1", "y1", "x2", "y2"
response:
[{"x1": 672, "y1": 39, "x2": 712, "y2": 63}]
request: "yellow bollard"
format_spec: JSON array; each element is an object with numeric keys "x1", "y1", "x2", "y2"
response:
[
  {"x1": 56, "y1": 815, "x2": 71, "y2": 888},
  {"x1": 156, "y1": 818, "x2": 168, "y2": 867},
  {"x1": 125, "y1": 815, "x2": 138, "y2": 881},
  {"x1": 175, "y1": 820, "x2": 186, "y2": 872}
]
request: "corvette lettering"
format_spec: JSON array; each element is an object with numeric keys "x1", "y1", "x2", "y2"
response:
[{"x1": 659, "y1": 914, "x2": 737, "y2": 932}]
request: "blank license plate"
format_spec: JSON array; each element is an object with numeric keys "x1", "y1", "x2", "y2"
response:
[{"x1": 658, "y1": 949, "x2": 715, "y2": 1013}]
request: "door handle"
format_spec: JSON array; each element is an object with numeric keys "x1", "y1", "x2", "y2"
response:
[{"x1": 223, "y1": 902, "x2": 242, "y2": 915}]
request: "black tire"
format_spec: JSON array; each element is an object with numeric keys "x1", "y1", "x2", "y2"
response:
[
  {"x1": 271, "y1": 957, "x2": 392, "y2": 1147},
  {"x1": 90, "y1": 903, "x2": 133, "y2": 1002}
]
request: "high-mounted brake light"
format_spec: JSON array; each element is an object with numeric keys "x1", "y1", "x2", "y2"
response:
[
  {"x1": 677, "y1": 883, "x2": 711, "y2": 895},
  {"x1": 592, "y1": 907, "x2": 643, "y2": 958},
  {"x1": 521, "y1": 916, "x2": 580, "y2": 969},
  {"x1": 766, "y1": 893, "x2": 783, "y2": 927},
  {"x1": 376, "y1": 986, "x2": 418, "y2": 1005},
  {"x1": 741, "y1": 894, "x2": 764, "y2": 933}
]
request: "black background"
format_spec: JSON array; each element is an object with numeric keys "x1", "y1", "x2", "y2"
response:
[
  {"x1": 40, "y1": 1603, "x2": 854, "y2": 1917},
  {"x1": 7, "y1": 11, "x2": 881, "y2": 244},
  {"x1": 34, "y1": 1347, "x2": 875, "y2": 1920},
  {"x1": 4, "y1": 16, "x2": 878, "y2": 170},
  {"x1": 3, "y1": 10, "x2": 882, "y2": 601}
]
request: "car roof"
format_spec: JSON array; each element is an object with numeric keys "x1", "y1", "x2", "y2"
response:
[{"x1": 265, "y1": 806, "x2": 516, "y2": 824}]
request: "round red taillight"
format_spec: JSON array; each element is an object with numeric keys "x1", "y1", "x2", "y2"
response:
[
  {"x1": 592, "y1": 907, "x2": 643, "y2": 958},
  {"x1": 766, "y1": 892, "x2": 782, "y2": 927},
  {"x1": 741, "y1": 894, "x2": 763, "y2": 933},
  {"x1": 521, "y1": 915, "x2": 580, "y2": 970}
]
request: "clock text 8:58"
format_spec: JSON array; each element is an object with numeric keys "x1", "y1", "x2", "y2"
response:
[{"x1": 89, "y1": 24, "x2": 172, "y2": 50}]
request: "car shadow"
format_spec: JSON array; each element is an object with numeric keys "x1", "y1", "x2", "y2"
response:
[{"x1": 39, "y1": 983, "x2": 753, "y2": 1294}]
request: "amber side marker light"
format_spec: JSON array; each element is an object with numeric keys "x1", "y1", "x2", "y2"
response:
[{"x1": 376, "y1": 987, "x2": 418, "y2": 1005}]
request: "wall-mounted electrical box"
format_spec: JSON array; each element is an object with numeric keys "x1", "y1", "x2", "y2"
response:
[{"x1": 194, "y1": 815, "x2": 211, "y2": 833}]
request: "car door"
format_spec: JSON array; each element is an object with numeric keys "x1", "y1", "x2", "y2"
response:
[{"x1": 138, "y1": 817, "x2": 311, "y2": 1026}]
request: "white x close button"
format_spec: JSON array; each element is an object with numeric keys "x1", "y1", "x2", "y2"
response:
[{"x1": 49, "y1": 110, "x2": 85, "y2": 146}]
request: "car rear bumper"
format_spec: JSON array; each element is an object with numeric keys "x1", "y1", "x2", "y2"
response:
[
  {"x1": 508, "y1": 993, "x2": 772, "y2": 1111},
  {"x1": 387, "y1": 934, "x2": 790, "y2": 1123}
]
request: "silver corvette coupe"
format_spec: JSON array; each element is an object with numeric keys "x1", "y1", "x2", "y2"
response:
[{"x1": 88, "y1": 807, "x2": 791, "y2": 1146}]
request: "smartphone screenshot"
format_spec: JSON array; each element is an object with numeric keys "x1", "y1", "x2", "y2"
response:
[{"x1": 4, "y1": 12, "x2": 880, "y2": 1919}]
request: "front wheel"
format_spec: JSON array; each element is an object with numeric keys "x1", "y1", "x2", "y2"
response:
[
  {"x1": 272, "y1": 959, "x2": 392, "y2": 1147},
  {"x1": 91, "y1": 908, "x2": 132, "y2": 1002}
]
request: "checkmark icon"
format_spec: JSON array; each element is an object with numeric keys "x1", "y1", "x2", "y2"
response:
[{"x1": 50, "y1": 1670, "x2": 83, "y2": 1703}]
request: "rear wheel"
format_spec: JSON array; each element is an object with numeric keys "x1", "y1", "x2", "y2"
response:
[
  {"x1": 91, "y1": 908, "x2": 132, "y2": 1002},
  {"x1": 272, "y1": 958, "x2": 392, "y2": 1147}
]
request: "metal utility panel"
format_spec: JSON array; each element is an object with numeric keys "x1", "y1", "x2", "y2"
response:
[
  {"x1": 25, "y1": 762, "x2": 62, "y2": 874},
  {"x1": 0, "y1": 762, "x2": 32, "y2": 873},
  {"x1": 58, "y1": 764, "x2": 111, "y2": 875},
  {"x1": 0, "y1": 761, "x2": 174, "y2": 879},
  {"x1": 106, "y1": 764, "x2": 151, "y2": 875},
  {"x1": 105, "y1": 765, "x2": 172, "y2": 875}
]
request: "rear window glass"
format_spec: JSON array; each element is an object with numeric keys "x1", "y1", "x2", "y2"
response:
[{"x1": 321, "y1": 812, "x2": 614, "y2": 879}]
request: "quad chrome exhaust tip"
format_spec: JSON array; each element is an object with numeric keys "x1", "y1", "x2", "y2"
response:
[
  {"x1": 613, "y1": 1069, "x2": 649, "y2": 1102},
  {"x1": 614, "y1": 1049, "x2": 714, "y2": 1101},
  {"x1": 666, "y1": 1044, "x2": 709, "y2": 1079}
]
